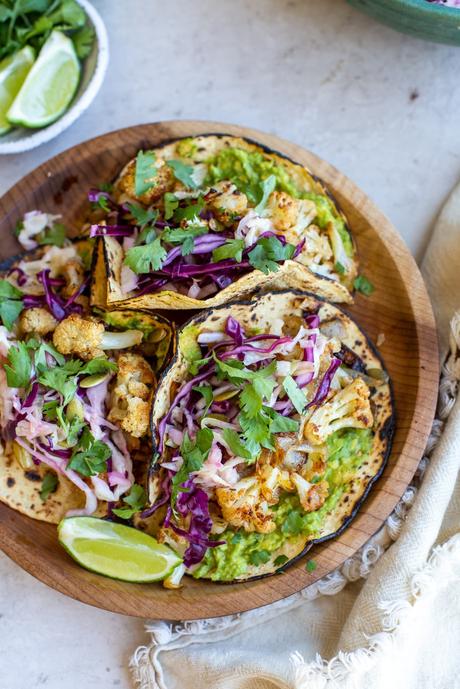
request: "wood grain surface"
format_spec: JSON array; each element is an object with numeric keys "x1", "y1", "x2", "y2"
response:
[{"x1": 0, "y1": 121, "x2": 439, "y2": 620}]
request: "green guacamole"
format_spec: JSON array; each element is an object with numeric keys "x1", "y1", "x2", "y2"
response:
[
  {"x1": 193, "y1": 428, "x2": 373, "y2": 581},
  {"x1": 205, "y1": 147, "x2": 353, "y2": 258}
]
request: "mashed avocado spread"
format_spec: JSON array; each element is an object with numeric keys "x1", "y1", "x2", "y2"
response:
[
  {"x1": 193, "y1": 428, "x2": 373, "y2": 581},
  {"x1": 205, "y1": 147, "x2": 353, "y2": 257}
]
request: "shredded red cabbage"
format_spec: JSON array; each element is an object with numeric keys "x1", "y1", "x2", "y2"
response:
[
  {"x1": 225, "y1": 316, "x2": 245, "y2": 346},
  {"x1": 307, "y1": 357, "x2": 341, "y2": 407},
  {"x1": 7, "y1": 266, "x2": 27, "y2": 286}
]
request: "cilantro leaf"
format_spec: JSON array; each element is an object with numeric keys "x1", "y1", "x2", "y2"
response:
[
  {"x1": 334, "y1": 261, "x2": 346, "y2": 275},
  {"x1": 248, "y1": 236, "x2": 296, "y2": 275},
  {"x1": 39, "y1": 472, "x2": 58, "y2": 502},
  {"x1": 249, "y1": 549, "x2": 271, "y2": 566},
  {"x1": 4, "y1": 342, "x2": 32, "y2": 388},
  {"x1": 66, "y1": 415, "x2": 86, "y2": 447},
  {"x1": 221, "y1": 428, "x2": 253, "y2": 461},
  {"x1": 282, "y1": 375, "x2": 307, "y2": 415},
  {"x1": 67, "y1": 428, "x2": 111, "y2": 477},
  {"x1": 112, "y1": 484, "x2": 147, "y2": 519},
  {"x1": 38, "y1": 222, "x2": 67, "y2": 247},
  {"x1": 266, "y1": 408, "x2": 299, "y2": 434},
  {"x1": 173, "y1": 197, "x2": 205, "y2": 222},
  {"x1": 166, "y1": 160, "x2": 198, "y2": 189},
  {"x1": 30, "y1": 341, "x2": 65, "y2": 372},
  {"x1": 306, "y1": 559, "x2": 317, "y2": 573},
  {"x1": 353, "y1": 275, "x2": 375, "y2": 296},
  {"x1": 212, "y1": 239, "x2": 245, "y2": 264},
  {"x1": 0, "y1": 279, "x2": 24, "y2": 330},
  {"x1": 80, "y1": 358, "x2": 117, "y2": 376},
  {"x1": 213, "y1": 355, "x2": 251, "y2": 383},
  {"x1": 135, "y1": 151, "x2": 157, "y2": 197},
  {"x1": 164, "y1": 193, "x2": 179, "y2": 220},
  {"x1": 124, "y1": 237, "x2": 167, "y2": 274},
  {"x1": 255, "y1": 174, "x2": 276, "y2": 214},
  {"x1": 273, "y1": 554, "x2": 289, "y2": 568},
  {"x1": 281, "y1": 510, "x2": 304, "y2": 536},
  {"x1": 162, "y1": 223, "x2": 208, "y2": 245},
  {"x1": 72, "y1": 23, "x2": 95, "y2": 59},
  {"x1": 240, "y1": 383, "x2": 262, "y2": 418},
  {"x1": 193, "y1": 383, "x2": 213, "y2": 418},
  {"x1": 171, "y1": 429, "x2": 213, "y2": 506},
  {"x1": 127, "y1": 203, "x2": 158, "y2": 227},
  {"x1": 38, "y1": 367, "x2": 77, "y2": 406}
]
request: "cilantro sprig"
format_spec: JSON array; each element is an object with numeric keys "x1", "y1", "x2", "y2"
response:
[
  {"x1": 247, "y1": 236, "x2": 296, "y2": 274},
  {"x1": 0, "y1": 280, "x2": 24, "y2": 331},
  {"x1": 171, "y1": 428, "x2": 213, "y2": 507},
  {"x1": 135, "y1": 150, "x2": 158, "y2": 197},
  {"x1": 112, "y1": 484, "x2": 147, "y2": 519},
  {"x1": 166, "y1": 160, "x2": 198, "y2": 189},
  {"x1": 67, "y1": 427, "x2": 111, "y2": 477}
]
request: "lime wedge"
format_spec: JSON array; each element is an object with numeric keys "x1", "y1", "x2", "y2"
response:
[
  {"x1": 0, "y1": 46, "x2": 35, "y2": 135},
  {"x1": 58, "y1": 517, "x2": 183, "y2": 583},
  {"x1": 7, "y1": 31, "x2": 80, "y2": 129}
]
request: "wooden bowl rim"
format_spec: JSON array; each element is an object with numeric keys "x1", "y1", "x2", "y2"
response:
[{"x1": 0, "y1": 120, "x2": 439, "y2": 619}]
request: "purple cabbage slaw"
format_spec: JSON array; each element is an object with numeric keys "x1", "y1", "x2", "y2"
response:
[
  {"x1": 151, "y1": 311, "x2": 343, "y2": 567},
  {"x1": 91, "y1": 186, "x2": 305, "y2": 298}
]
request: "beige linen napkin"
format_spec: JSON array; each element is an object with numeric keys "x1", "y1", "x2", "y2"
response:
[{"x1": 131, "y1": 181, "x2": 460, "y2": 689}]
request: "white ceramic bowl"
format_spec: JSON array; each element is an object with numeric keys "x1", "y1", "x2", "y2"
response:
[{"x1": 0, "y1": 0, "x2": 109, "y2": 155}]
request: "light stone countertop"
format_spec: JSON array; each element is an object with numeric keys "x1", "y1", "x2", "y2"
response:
[{"x1": 0, "y1": 1, "x2": 459, "y2": 687}]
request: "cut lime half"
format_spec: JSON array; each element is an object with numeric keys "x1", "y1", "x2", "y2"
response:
[
  {"x1": 58, "y1": 517, "x2": 182, "y2": 583},
  {"x1": 7, "y1": 30, "x2": 80, "y2": 129},
  {"x1": 0, "y1": 46, "x2": 35, "y2": 135}
]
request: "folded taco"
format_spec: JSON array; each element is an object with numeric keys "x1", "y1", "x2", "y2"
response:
[
  {"x1": 90, "y1": 135, "x2": 358, "y2": 312},
  {"x1": 0, "y1": 242, "x2": 174, "y2": 524},
  {"x1": 143, "y1": 290, "x2": 393, "y2": 583}
]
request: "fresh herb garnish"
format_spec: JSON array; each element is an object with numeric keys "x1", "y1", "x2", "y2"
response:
[
  {"x1": 334, "y1": 261, "x2": 346, "y2": 275},
  {"x1": 306, "y1": 559, "x2": 317, "y2": 573},
  {"x1": 163, "y1": 193, "x2": 179, "y2": 220},
  {"x1": 221, "y1": 428, "x2": 253, "y2": 461},
  {"x1": 249, "y1": 549, "x2": 271, "y2": 566},
  {"x1": 273, "y1": 554, "x2": 289, "y2": 568},
  {"x1": 255, "y1": 174, "x2": 276, "y2": 214},
  {"x1": 67, "y1": 428, "x2": 111, "y2": 477},
  {"x1": 212, "y1": 239, "x2": 245, "y2": 264},
  {"x1": 135, "y1": 150, "x2": 157, "y2": 197},
  {"x1": 171, "y1": 428, "x2": 213, "y2": 506},
  {"x1": 166, "y1": 159, "x2": 198, "y2": 189},
  {"x1": 353, "y1": 275, "x2": 375, "y2": 296},
  {"x1": 193, "y1": 383, "x2": 213, "y2": 419},
  {"x1": 0, "y1": 279, "x2": 24, "y2": 331},
  {"x1": 39, "y1": 472, "x2": 58, "y2": 502},
  {"x1": 38, "y1": 222, "x2": 67, "y2": 247},
  {"x1": 282, "y1": 375, "x2": 307, "y2": 415},
  {"x1": 124, "y1": 237, "x2": 167, "y2": 274},
  {"x1": 281, "y1": 510, "x2": 304, "y2": 536},
  {"x1": 173, "y1": 197, "x2": 205, "y2": 222},
  {"x1": 4, "y1": 342, "x2": 31, "y2": 388},
  {"x1": 127, "y1": 203, "x2": 158, "y2": 228},
  {"x1": 248, "y1": 236, "x2": 296, "y2": 275},
  {"x1": 112, "y1": 484, "x2": 147, "y2": 519}
]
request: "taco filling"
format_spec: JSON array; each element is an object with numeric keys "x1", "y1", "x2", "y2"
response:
[
  {"x1": 90, "y1": 135, "x2": 358, "y2": 310},
  {"x1": 0, "y1": 240, "x2": 173, "y2": 523},
  {"x1": 145, "y1": 291, "x2": 393, "y2": 583}
]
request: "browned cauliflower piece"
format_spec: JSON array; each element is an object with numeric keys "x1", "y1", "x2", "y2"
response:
[
  {"x1": 216, "y1": 478, "x2": 276, "y2": 534},
  {"x1": 291, "y1": 473, "x2": 329, "y2": 513},
  {"x1": 60, "y1": 258, "x2": 85, "y2": 299},
  {"x1": 206, "y1": 181, "x2": 248, "y2": 225},
  {"x1": 53, "y1": 314, "x2": 105, "y2": 359},
  {"x1": 304, "y1": 378, "x2": 374, "y2": 445},
  {"x1": 116, "y1": 158, "x2": 175, "y2": 205},
  {"x1": 266, "y1": 191, "x2": 299, "y2": 231},
  {"x1": 53, "y1": 315, "x2": 143, "y2": 361},
  {"x1": 108, "y1": 352, "x2": 156, "y2": 438},
  {"x1": 19, "y1": 307, "x2": 57, "y2": 337}
]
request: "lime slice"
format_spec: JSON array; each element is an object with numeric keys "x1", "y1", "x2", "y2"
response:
[
  {"x1": 7, "y1": 31, "x2": 80, "y2": 129},
  {"x1": 58, "y1": 517, "x2": 183, "y2": 583},
  {"x1": 0, "y1": 46, "x2": 35, "y2": 135}
]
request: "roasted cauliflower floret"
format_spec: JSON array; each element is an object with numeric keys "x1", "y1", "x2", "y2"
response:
[
  {"x1": 116, "y1": 157, "x2": 175, "y2": 205},
  {"x1": 291, "y1": 473, "x2": 329, "y2": 513},
  {"x1": 108, "y1": 352, "x2": 155, "y2": 438},
  {"x1": 207, "y1": 181, "x2": 248, "y2": 225},
  {"x1": 19, "y1": 307, "x2": 57, "y2": 337},
  {"x1": 266, "y1": 191, "x2": 299, "y2": 231},
  {"x1": 216, "y1": 478, "x2": 276, "y2": 534},
  {"x1": 53, "y1": 314, "x2": 143, "y2": 361},
  {"x1": 304, "y1": 378, "x2": 374, "y2": 445}
]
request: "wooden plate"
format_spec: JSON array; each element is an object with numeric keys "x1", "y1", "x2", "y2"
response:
[{"x1": 0, "y1": 121, "x2": 439, "y2": 619}]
